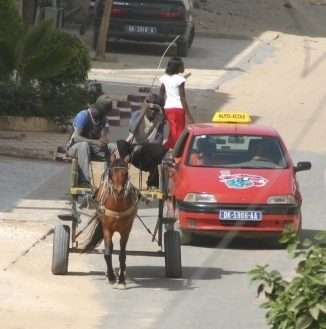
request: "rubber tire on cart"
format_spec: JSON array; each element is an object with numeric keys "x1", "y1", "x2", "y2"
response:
[
  {"x1": 175, "y1": 204, "x2": 193, "y2": 245},
  {"x1": 164, "y1": 231, "x2": 182, "y2": 278},
  {"x1": 51, "y1": 224, "x2": 70, "y2": 275}
]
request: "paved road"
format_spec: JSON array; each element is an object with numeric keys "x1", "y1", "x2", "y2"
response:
[
  {"x1": 1, "y1": 32, "x2": 325, "y2": 328},
  {"x1": 89, "y1": 35, "x2": 277, "y2": 91},
  {"x1": 0, "y1": 152, "x2": 325, "y2": 329},
  {"x1": 0, "y1": 156, "x2": 67, "y2": 215}
]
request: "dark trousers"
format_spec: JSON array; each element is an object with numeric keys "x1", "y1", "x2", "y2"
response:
[{"x1": 116, "y1": 140, "x2": 164, "y2": 188}]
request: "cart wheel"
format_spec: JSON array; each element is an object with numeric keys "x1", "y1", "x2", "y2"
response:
[
  {"x1": 52, "y1": 224, "x2": 70, "y2": 275},
  {"x1": 164, "y1": 231, "x2": 182, "y2": 278},
  {"x1": 71, "y1": 159, "x2": 78, "y2": 187},
  {"x1": 163, "y1": 200, "x2": 174, "y2": 231},
  {"x1": 175, "y1": 204, "x2": 193, "y2": 245}
]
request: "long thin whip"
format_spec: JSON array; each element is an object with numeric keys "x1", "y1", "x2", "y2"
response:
[{"x1": 148, "y1": 35, "x2": 180, "y2": 97}]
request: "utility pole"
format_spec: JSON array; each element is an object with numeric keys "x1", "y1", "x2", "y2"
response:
[{"x1": 95, "y1": 0, "x2": 117, "y2": 62}]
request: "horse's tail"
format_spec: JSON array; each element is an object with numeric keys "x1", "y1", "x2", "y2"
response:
[{"x1": 81, "y1": 214, "x2": 104, "y2": 254}]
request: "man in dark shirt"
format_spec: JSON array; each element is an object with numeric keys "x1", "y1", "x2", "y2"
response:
[
  {"x1": 67, "y1": 94, "x2": 115, "y2": 187},
  {"x1": 115, "y1": 94, "x2": 165, "y2": 190}
]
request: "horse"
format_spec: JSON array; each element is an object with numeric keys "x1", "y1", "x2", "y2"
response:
[{"x1": 82, "y1": 153, "x2": 139, "y2": 290}]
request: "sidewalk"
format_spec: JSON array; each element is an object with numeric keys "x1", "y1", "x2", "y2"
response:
[{"x1": 0, "y1": 119, "x2": 130, "y2": 162}]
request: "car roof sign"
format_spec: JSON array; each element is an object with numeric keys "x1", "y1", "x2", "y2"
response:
[{"x1": 212, "y1": 112, "x2": 251, "y2": 123}]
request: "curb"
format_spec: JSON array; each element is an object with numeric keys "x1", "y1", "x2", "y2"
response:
[
  {"x1": 3, "y1": 228, "x2": 54, "y2": 271},
  {"x1": 195, "y1": 31, "x2": 254, "y2": 40},
  {"x1": 0, "y1": 146, "x2": 56, "y2": 161}
]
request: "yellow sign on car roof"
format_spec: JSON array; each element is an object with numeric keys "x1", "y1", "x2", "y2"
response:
[{"x1": 212, "y1": 112, "x2": 251, "y2": 123}]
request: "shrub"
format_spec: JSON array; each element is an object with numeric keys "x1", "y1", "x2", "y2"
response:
[
  {"x1": 41, "y1": 80, "x2": 103, "y2": 124},
  {"x1": 0, "y1": 81, "x2": 42, "y2": 117},
  {"x1": 0, "y1": 80, "x2": 104, "y2": 124},
  {"x1": 248, "y1": 226, "x2": 326, "y2": 329},
  {"x1": 0, "y1": 0, "x2": 23, "y2": 43},
  {"x1": 40, "y1": 30, "x2": 92, "y2": 86}
]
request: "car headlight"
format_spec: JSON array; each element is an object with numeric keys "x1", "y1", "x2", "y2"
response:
[
  {"x1": 184, "y1": 193, "x2": 217, "y2": 203},
  {"x1": 267, "y1": 195, "x2": 296, "y2": 204}
]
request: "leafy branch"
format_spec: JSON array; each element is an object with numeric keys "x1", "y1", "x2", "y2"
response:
[{"x1": 248, "y1": 226, "x2": 326, "y2": 329}]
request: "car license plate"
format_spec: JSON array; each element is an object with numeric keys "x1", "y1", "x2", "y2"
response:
[
  {"x1": 219, "y1": 210, "x2": 262, "y2": 221},
  {"x1": 126, "y1": 25, "x2": 157, "y2": 33}
]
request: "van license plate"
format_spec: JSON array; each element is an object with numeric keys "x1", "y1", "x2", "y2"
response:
[{"x1": 126, "y1": 26, "x2": 157, "y2": 33}]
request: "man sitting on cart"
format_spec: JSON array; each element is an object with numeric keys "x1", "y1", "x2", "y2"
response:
[
  {"x1": 115, "y1": 93, "x2": 165, "y2": 191},
  {"x1": 67, "y1": 94, "x2": 116, "y2": 188}
]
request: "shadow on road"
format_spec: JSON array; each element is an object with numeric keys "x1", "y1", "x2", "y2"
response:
[{"x1": 67, "y1": 265, "x2": 245, "y2": 291}]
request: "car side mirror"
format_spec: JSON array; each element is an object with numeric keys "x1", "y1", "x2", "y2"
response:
[
  {"x1": 295, "y1": 161, "x2": 311, "y2": 173},
  {"x1": 163, "y1": 158, "x2": 179, "y2": 170}
]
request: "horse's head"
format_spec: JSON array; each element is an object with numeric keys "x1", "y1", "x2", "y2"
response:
[{"x1": 108, "y1": 154, "x2": 131, "y2": 198}]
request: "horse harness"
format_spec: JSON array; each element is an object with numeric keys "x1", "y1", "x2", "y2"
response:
[{"x1": 95, "y1": 165, "x2": 140, "y2": 220}]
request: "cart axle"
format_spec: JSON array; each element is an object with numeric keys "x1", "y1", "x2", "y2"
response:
[{"x1": 69, "y1": 248, "x2": 165, "y2": 257}]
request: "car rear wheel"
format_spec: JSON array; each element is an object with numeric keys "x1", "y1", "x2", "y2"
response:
[
  {"x1": 177, "y1": 41, "x2": 188, "y2": 57},
  {"x1": 188, "y1": 24, "x2": 195, "y2": 48},
  {"x1": 175, "y1": 204, "x2": 193, "y2": 245}
]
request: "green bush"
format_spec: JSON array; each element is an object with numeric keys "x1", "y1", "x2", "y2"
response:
[
  {"x1": 0, "y1": 0, "x2": 23, "y2": 43},
  {"x1": 248, "y1": 226, "x2": 326, "y2": 329},
  {"x1": 0, "y1": 80, "x2": 104, "y2": 124},
  {"x1": 0, "y1": 81, "x2": 42, "y2": 116},
  {"x1": 40, "y1": 30, "x2": 92, "y2": 86}
]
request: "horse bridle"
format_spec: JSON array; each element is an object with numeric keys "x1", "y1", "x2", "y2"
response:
[{"x1": 108, "y1": 165, "x2": 131, "y2": 199}]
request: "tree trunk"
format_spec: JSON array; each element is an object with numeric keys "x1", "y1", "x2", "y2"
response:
[
  {"x1": 21, "y1": 0, "x2": 35, "y2": 26},
  {"x1": 95, "y1": 0, "x2": 117, "y2": 61}
]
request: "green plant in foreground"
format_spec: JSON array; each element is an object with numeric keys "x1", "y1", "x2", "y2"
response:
[{"x1": 248, "y1": 226, "x2": 326, "y2": 329}]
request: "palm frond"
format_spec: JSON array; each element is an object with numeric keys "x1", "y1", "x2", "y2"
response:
[
  {"x1": 24, "y1": 47, "x2": 76, "y2": 80},
  {"x1": 21, "y1": 19, "x2": 56, "y2": 61}
]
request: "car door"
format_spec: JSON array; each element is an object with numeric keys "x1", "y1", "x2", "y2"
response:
[{"x1": 169, "y1": 128, "x2": 191, "y2": 197}]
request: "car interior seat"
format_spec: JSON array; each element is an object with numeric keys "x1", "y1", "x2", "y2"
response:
[
  {"x1": 248, "y1": 139, "x2": 263, "y2": 158},
  {"x1": 197, "y1": 137, "x2": 216, "y2": 157}
]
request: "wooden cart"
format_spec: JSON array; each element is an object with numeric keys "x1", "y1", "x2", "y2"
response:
[{"x1": 51, "y1": 159, "x2": 182, "y2": 278}]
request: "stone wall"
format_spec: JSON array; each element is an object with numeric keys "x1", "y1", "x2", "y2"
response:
[{"x1": 0, "y1": 117, "x2": 57, "y2": 132}]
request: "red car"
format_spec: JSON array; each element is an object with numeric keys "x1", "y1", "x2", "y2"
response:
[{"x1": 164, "y1": 113, "x2": 311, "y2": 244}]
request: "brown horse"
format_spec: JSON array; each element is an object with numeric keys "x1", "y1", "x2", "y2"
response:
[{"x1": 82, "y1": 154, "x2": 139, "y2": 290}]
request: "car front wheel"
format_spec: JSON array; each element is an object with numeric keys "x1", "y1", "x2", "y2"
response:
[{"x1": 175, "y1": 204, "x2": 193, "y2": 245}]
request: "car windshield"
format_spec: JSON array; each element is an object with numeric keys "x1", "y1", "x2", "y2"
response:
[{"x1": 187, "y1": 134, "x2": 288, "y2": 169}]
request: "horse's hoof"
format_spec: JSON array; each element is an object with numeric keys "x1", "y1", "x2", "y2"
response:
[
  {"x1": 107, "y1": 277, "x2": 116, "y2": 285},
  {"x1": 117, "y1": 283, "x2": 126, "y2": 290}
]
